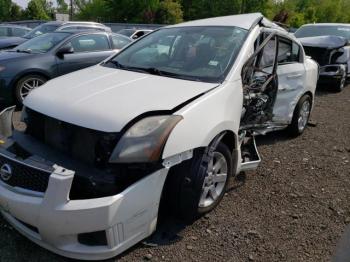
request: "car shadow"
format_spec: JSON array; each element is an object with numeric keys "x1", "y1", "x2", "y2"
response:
[
  {"x1": 116, "y1": 172, "x2": 248, "y2": 260},
  {"x1": 255, "y1": 130, "x2": 291, "y2": 147},
  {"x1": 315, "y1": 83, "x2": 349, "y2": 96}
]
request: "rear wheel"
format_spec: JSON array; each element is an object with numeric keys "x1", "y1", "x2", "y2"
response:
[
  {"x1": 165, "y1": 141, "x2": 232, "y2": 222},
  {"x1": 15, "y1": 75, "x2": 47, "y2": 105},
  {"x1": 288, "y1": 94, "x2": 312, "y2": 137}
]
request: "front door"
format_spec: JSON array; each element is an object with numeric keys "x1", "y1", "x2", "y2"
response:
[
  {"x1": 56, "y1": 33, "x2": 115, "y2": 76},
  {"x1": 241, "y1": 31, "x2": 279, "y2": 128}
]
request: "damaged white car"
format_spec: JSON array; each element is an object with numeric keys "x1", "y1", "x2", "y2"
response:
[{"x1": 0, "y1": 13, "x2": 318, "y2": 260}]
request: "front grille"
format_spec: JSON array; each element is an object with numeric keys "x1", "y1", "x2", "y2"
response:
[
  {"x1": 0, "y1": 153, "x2": 52, "y2": 193},
  {"x1": 24, "y1": 108, "x2": 120, "y2": 167},
  {"x1": 303, "y1": 47, "x2": 330, "y2": 66}
]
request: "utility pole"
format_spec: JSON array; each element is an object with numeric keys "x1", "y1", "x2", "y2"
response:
[
  {"x1": 70, "y1": 0, "x2": 73, "y2": 21},
  {"x1": 240, "y1": 0, "x2": 245, "y2": 14}
]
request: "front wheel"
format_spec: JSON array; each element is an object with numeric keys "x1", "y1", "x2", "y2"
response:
[
  {"x1": 165, "y1": 141, "x2": 232, "y2": 222},
  {"x1": 15, "y1": 75, "x2": 47, "y2": 105},
  {"x1": 288, "y1": 94, "x2": 312, "y2": 137},
  {"x1": 334, "y1": 69, "x2": 347, "y2": 92}
]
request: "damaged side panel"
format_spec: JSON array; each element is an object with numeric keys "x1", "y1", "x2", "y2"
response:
[{"x1": 241, "y1": 31, "x2": 279, "y2": 130}]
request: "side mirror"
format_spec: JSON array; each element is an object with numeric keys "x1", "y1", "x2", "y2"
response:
[{"x1": 56, "y1": 45, "x2": 74, "y2": 57}]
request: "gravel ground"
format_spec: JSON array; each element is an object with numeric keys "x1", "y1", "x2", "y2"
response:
[{"x1": 0, "y1": 86, "x2": 349, "y2": 262}]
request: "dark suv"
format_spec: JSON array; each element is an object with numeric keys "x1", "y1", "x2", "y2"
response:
[{"x1": 295, "y1": 23, "x2": 350, "y2": 92}]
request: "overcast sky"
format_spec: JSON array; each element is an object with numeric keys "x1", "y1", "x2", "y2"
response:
[{"x1": 13, "y1": 0, "x2": 68, "y2": 8}]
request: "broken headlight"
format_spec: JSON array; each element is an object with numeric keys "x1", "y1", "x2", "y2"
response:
[{"x1": 109, "y1": 115, "x2": 183, "y2": 163}]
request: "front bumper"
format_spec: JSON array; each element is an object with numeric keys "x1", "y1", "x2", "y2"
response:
[
  {"x1": 318, "y1": 64, "x2": 346, "y2": 85},
  {"x1": 0, "y1": 151, "x2": 168, "y2": 260}
]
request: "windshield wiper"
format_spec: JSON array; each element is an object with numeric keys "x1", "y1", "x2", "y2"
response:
[
  {"x1": 137, "y1": 67, "x2": 164, "y2": 76},
  {"x1": 106, "y1": 61, "x2": 203, "y2": 82},
  {"x1": 107, "y1": 61, "x2": 162, "y2": 75},
  {"x1": 107, "y1": 60, "x2": 125, "y2": 68}
]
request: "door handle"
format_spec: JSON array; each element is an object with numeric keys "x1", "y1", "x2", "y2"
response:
[
  {"x1": 287, "y1": 73, "x2": 302, "y2": 79},
  {"x1": 278, "y1": 87, "x2": 287, "y2": 91}
]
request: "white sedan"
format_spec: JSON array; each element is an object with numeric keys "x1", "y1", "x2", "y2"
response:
[{"x1": 0, "y1": 13, "x2": 318, "y2": 260}]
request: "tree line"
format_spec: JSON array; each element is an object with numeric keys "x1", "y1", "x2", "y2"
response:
[{"x1": 1, "y1": 0, "x2": 350, "y2": 27}]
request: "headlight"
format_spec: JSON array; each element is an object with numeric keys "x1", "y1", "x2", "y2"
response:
[{"x1": 109, "y1": 115, "x2": 183, "y2": 163}]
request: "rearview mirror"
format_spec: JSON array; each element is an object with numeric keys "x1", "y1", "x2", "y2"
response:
[{"x1": 57, "y1": 45, "x2": 74, "y2": 56}]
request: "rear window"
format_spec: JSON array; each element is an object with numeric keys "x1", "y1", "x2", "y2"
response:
[{"x1": 24, "y1": 24, "x2": 59, "y2": 39}]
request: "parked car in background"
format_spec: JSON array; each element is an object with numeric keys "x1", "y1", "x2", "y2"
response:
[
  {"x1": 0, "y1": 31, "x2": 131, "y2": 105},
  {"x1": 0, "y1": 24, "x2": 31, "y2": 37},
  {"x1": 0, "y1": 13, "x2": 318, "y2": 260},
  {"x1": 295, "y1": 23, "x2": 350, "y2": 91},
  {"x1": 117, "y1": 28, "x2": 153, "y2": 40},
  {"x1": 0, "y1": 21, "x2": 112, "y2": 51}
]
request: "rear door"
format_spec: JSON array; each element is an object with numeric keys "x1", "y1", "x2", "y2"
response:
[
  {"x1": 56, "y1": 33, "x2": 115, "y2": 76},
  {"x1": 273, "y1": 37, "x2": 306, "y2": 123}
]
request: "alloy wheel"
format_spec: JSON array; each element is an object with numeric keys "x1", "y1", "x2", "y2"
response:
[
  {"x1": 297, "y1": 100, "x2": 311, "y2": 132},
  {"x1": 199, "y1": 151, "x2": 228, "y2": 208},
  {"x1": 19, "y1": 77, "x2": 45, "y2": 101}
]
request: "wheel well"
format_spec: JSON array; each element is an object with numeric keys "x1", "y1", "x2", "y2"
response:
[
  {"x1": 303, "y1": 91, "x2": 313, "y2": 105},
  {"x1": 220, "y1": 131, "x2": 237, "y2": 152}
]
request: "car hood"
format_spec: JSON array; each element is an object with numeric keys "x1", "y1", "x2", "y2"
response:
[
  {"x1": 298, "y1": 35, "x2": 347, "y2": 49},
  {"x1": 25, "y1": 65, "x2": 219, "y2": 132},
  {"x1": 0, "y1": 37, "x2": 26, "y2": 49}
]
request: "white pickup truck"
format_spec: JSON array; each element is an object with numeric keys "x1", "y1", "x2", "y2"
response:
[{"x1": 0, "y1": 13, "x2": 318, "y2": 260}]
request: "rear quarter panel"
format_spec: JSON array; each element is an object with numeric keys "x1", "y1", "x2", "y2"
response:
[{"x1": 304, "y1": 57, "x2": 319, "y2": 106}]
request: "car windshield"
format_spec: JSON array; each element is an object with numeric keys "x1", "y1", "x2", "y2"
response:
[
  {"x1": 108, "y1": 26, "x2": 247, "y2": 83},
  {"x1": 24, "y1": 24, "x2": 60, "y2": 39},
  {"x1": 295, "y1": 25, "x2": 350, "y2": 40},
  {"x1": 15, "y1": 32, "x2": 70, "y2": 53},
  {"x1": 117, "y1": 29, "x2": 136, "y2": 37}
]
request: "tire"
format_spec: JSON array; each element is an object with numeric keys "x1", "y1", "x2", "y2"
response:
[
  {"x1": 288, "y1": 94, "x2": 312, "y2": 137},
  {"x1": 164, "y1": 141, "x2": 232, "y2": 222},
  {"x1": 15, "y1": 74, "x2": 47, "y2": 105},
  {"x1": 334, "y1": 69, "x2": 347, "y2": 92}
]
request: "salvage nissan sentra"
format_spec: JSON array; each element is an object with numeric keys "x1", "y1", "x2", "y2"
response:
[{"x1": 0, "y1": 13, "x2": 318, "y2": 260}]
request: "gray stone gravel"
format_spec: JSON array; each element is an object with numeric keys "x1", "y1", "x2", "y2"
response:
[{"x1": 0, "y1": 86, "x2": 349, "y2": 262}]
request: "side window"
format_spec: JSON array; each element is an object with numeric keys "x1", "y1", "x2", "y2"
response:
[
  {"x1": 260, "y1": 37, "x2": 277, "y2": 69},
  {"x1": 0, "y1": 27, "x2": 8, "y2": 37},
  {"x1": 12, "y1": 28, "x2": 27, "y2": 37},
  {"x1": 292, "y1": 42, "x2": 301, "y2": 62},
  {"x1": 68, "y1": 34, "x2": 110, "y2": 52},
  {"x1": 278, "y1": 38, "x2": 292, "y2": 64},
  {"x1": 111, "y1": 35, "x2": 131, "y2": 49}
]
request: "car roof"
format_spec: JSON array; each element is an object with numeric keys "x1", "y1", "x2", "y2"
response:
[
  {"x1": 53, "y1": 30, "x2": 106, "y2": 35},
  {"x1": 44, "y1": 21, "x2": 106, "y2": 27},
  {"x1": 300, "y1": 23, "x2": 350, "y2": 27},
  {"x1": 167, "y1": 13, "x2": 263, "y2": 30},
  {"x1": 0, "y1": 24, "x2": 31, "y2": 29}
]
